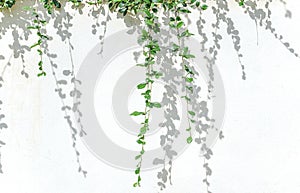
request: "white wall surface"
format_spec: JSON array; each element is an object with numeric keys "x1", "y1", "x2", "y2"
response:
[{"x1": 1, "y1": 1, "x2": 300, "y2": 193}]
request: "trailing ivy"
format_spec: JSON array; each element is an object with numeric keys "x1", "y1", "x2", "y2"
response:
[
  {"x1": 171, "y1": 2, "x2": 196, "y2": 145},
  {"x1": 24, "y1": 6, "x2": 49, "y2": 77},
  {"x1": 131, "y1": 2, "x2": 162, "y2": 187}
]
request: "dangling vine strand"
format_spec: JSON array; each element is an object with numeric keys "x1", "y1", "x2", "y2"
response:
[
  {"x1": 131, "y1": 2, "x2": 162, "y2": 187},
  {"x1": 24, "y1": 5, "x2": 48, "y2": 77}
]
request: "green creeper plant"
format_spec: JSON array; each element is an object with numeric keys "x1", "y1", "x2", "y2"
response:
[
  {"x1": 131, "y1": 2, "x2": 162, "y2": 188},
  {"x1": 172, "y1": 6, "x2": 197, "y2": 145},
  {"x1": 24, "y1": 6, "x2": 49, "y2": 77}
]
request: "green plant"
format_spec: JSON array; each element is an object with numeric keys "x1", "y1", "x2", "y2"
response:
[
  {"x1": 0, "y1": 0, "x2": 15, "y2": 9},
  {"x1": 131, "y1": 3, "x2": 162, "y2": 187},
  {"x1": 24, "y1": 6, "x2": 49, "y2": 77}
]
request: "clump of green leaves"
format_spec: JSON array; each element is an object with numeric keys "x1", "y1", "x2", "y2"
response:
[
  {"x1": 40, "y1": 0, "x2": 61, "y2": 14},
  {"x1": 239, "y1": 0, "x2": 245, "y2": 6},
  {"x1": 0, "y1": 0, "x2": 15, "y2": 9},
  {"x1": 68, "y1": 0, "x2": 83, "y2": 7}
]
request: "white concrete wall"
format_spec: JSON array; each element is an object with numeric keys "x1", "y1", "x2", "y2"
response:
[{"x1": 1, "y1": 1, "x2": 300, "y2": 192}]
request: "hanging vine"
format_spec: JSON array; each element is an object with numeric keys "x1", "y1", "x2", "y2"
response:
[
  {"x1": 132, "y1": 3, "x2": 162, "y2": 188},
  {"x1": 25, "y1": 6, "x2": 49, "y2": 76}
]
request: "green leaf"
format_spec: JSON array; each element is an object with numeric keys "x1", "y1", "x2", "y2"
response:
[
  {"x1": 178, "y1": 8, "x2": 191, "y2": 13},
  {"x1": 27, "y1": 26, "x2": 38, "y2": 30},
  {"x1": 137, "y1": 139, "x2": 146, "y2": 145},
  {"x1": 137, "y1": 83, "x2": 147, "y2": 89},
  {"x1": 155, "y1": 72, "x2": 163, "y2": 79},
  {"x1": 181, "y1": 96, "x2": 191, "y2": 101},
  {"x1": 135, "y1": 167, "x2": 140, "y2": 174},
  {"x1": 133, "y1": 182, "x2": 139, "y2": 187},
  {"x1": 37, "y1": 72, "x2": 46, "y2": 77},
  {"x1": 136, "y1": 63, "x2": 146, "y2": 67},
  {"x1": 183, "y1": 54, "x2": 195, "y2": 59},
  {"x1": 37, "y1": 49, "x2": 43, "y2": 55},
  {"x1": 30, "y1": 42, "x2": 40, "y2": 49},
  {"x1": 22, "y1": 6, "x2": 31, "y2": 11},
  {"x1": 186, "y1": 86, "x2": 193, "y2": 92},
  {"x1": 201, "y1": 4, "x2": 208, "y2": 10},
  {"x1": 187, "y1": 136, "x2": 193, "y2": 144},
  {"x1": 146, "y1": 78, "x2": 154, "y2": 83},
  {"x1": 38, "y1": 61, "x2": 43, "y2": 71},
  {"x1": 186, "y1": 77, "x2": 193, "y2": 83},
  {"x1": 135, "y1": 155, "x2": 141, "y2": 160},
  {"x1": 144, "y1": 119, "x2": 149, "y2": 124},
  {"x1": 152, "y1": 102, "x2": 161, "y2": 108},
  {"x1": 180, "y1": 30, "x2": 194, "y2": 38},
  {"x1": 52, "y1": 0, "x2": 61, "y2": 8},
  {"x1": 140, "y1": 126, "x2": 147, "y2": 135},
  {"x1": 130, "y1": 111, "x2": 145, "y2": 116},
  {"x1": 176, "y1": 21, "x2": 184, "y2": 28},
  {"x1": 188, "y1": 111, "x2": 196, "y2": 116},
  {"x1": 144, "y1": 9, "x2": 151, "y2": 17},
  {"x1": 145, "y1": 19, "x2": 154, "y2": 26},
  {"x1": 239, "y1": 0, "x2": 244, "y2": 6},
  {"x1": 172, "y1": 43, "x2": 180, "y2": 52}
]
